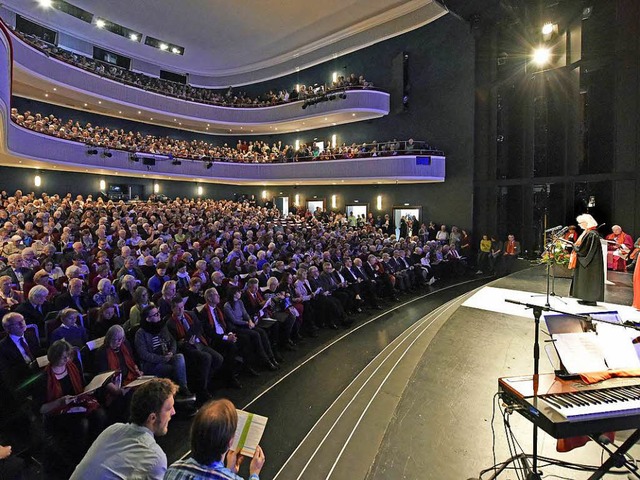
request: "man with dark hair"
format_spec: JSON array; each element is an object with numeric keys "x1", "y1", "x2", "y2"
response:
[
  {"x1": 70, "y1": 378, "x2": 178, "y2": 480},
  {"x1": 165, "y1": 399, "x2": 265, "y2": 480}
]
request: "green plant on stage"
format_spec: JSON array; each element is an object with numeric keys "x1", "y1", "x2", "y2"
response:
[{"x1": 540, "y1": 240, "x2": 570, "y2": 266}]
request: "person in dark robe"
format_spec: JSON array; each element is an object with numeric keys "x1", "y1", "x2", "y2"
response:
[{"x1": 569, "y1": 213, "x2": 604, "y2": 306}]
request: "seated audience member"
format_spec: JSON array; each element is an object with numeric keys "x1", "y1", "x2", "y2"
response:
[
  {"x1": 197, "y1": 287, "x2": 246, "y2": 383},
  {"x1": 134, "y1": 304, "x2": 192, "y2": 397},
  {"x1": 184, "y1": 276, "x2": 205, "y2": 310},
  {"x1": 243, "y1": 278, "x2": 285, "y2": 359},
  {"x1": 90, "y1": 302, "x2": 121, "y2": 339},
  {"x1": 28, "y1": 269, "x2": 59, "y2": 301},
  {"x1": 14, "y1": 284, "x2": 51, "y2": 328},
  {"x1": 118, "y1": 274, "x2": 138, "y2": 304},
  {"x1": 0, "y1": 254, "x2": 27, "y2": 292},
  {"x1": 173, "y1": 261, "x2": 191, "y2": 292},
  {"x1": 54, "y1": 278, "x2": 97, "y2": 315},
  {"x1": 128, "y1": 285, "x2": 150, "y2": 329},
  {"x1": 36, "y1": 340, "x2": 107, "y2": 466},
  {"x1": 0, "y1": 444, "x2": 24, "y2": 480},
  {"x1": 0, "y1": 312, "x2": 43, "y2": 393},
  {"x1": 50, "y1": 307, "x2": 88, "y2": 347},
  {"x1": 165, "y1": 399, "x2": 266, "y2": 480},
  {"x1": 224, "y1": 286, "x2": 278, "y2": 371},
  {"x1": 147, "y1": 262, "x2": 169, "y2": 295},
  {"x1": 166, "y1": 296, "x2": 223, "y2": 404},
  {"x1": 70, "y1": 378, "x2": 178, "y2": 480},
  {"x1": 92, "y1": 278, "x2": 118, "y2": 307},
  {"x1": 157, "y1": 280, "x2": 177, "y2": 318},
  {"x1": 0, "y1": 275, "x2": 23, "y2": 313},
  {"x1": 95, "y1": 324, "x2": 142, "y2": 422}
]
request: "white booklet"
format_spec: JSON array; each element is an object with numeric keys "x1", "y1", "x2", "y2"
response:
[
  {"x1": 231, "y1": 409, "x2": 268, "y2": 457},
  {"x1": 125, "y1": 375, "x2": 156, "y2": 389}
]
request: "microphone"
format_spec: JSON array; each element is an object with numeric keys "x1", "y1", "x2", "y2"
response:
[
  {"x1": 554, "y1": 226, "x2": 569, "y2": 237},
  {"x1": 545, "y1": 225, "x2": 563, "y2": 233}
]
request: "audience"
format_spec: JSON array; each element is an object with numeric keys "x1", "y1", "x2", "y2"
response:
[{"x1": 11, "y1": 108, "x2": 442, "y2": 164}]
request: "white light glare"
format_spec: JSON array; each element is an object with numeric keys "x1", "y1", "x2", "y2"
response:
[
  {"x1": 34, "y1": 175, "x2": 41, "y2": 187},
  {"x1": 129, "y1": 34, "x2": 139, "y2": 41},
  {"x1": 541, "y1": 23, "x2": 554, "y2": 35},
  {"x1": 159, "y1": 43, "x2": 169, "y2": 51},
  {"x1": 38, "y1": 0, "x2": 53, "y2": 8},
  {"x1": 532, "y1": 47, "x2": 551, "y2": 66},
  {"x1": 171, "y1": 47, "x2": 180, "y2": 54},
  {"x1": 96, "y1": 19, "x2": 106, "y2": 29}
]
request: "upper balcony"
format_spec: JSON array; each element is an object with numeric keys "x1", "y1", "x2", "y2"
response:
[{"x1": 9, "y1": 28, "x2": 390, "y2": 135}]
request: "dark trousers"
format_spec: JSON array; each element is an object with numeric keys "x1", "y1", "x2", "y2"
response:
[{"x1": 180, "y1": 343, "x2": 223, "y2": 393}]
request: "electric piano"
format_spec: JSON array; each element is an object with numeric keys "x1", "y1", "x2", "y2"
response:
[{"x1": 499, "y1": 374, "x2": 640, "y2": 439}]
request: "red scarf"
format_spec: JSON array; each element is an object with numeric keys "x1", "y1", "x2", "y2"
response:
[
  {"x1": 106, "y1": 343, "x2": 139, "y2": 385},
  {"x1": 172, "y1": 312, "x2": 208, "y2": 346},
  {"x1": 204, "y1": 304, "x2": 227, "y2": 331},
  {"x1": 46, "y1": 360, "x2": 84, "y2": 403}
]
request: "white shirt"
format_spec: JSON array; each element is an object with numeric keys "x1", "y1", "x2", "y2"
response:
[{"x1": 70, "y1": 423, "x2": 166, "y2": 480}]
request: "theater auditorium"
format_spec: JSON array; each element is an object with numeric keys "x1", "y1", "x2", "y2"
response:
[{"x1": 0, "y1": 1, "x2": 640, "y2": 479}]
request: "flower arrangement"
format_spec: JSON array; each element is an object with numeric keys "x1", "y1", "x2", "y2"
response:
[{"x1": 540, "y1": 240, "x2": 571, "y2": 266}]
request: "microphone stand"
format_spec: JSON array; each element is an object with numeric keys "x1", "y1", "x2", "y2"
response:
[
  {"x1": 533, "y1": 229, "x2": 568, "y2": 307},
  {"x1": 502, "y1": 299, "x2": 594, "y2": 480}
]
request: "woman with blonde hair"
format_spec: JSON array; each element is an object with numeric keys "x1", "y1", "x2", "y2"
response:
[{"x1": 569, "y1": 214, "x2": 604, "y2": 306}]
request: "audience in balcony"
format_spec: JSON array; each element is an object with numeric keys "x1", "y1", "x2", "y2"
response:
[
  {"x1": 11, "y1": 28, "x2": 372, "y2": 108},
  {"x1": 11, "y1": 108, "x2": 443, "y2": 164}
]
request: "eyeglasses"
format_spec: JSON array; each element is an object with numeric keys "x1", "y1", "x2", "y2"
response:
[{"x1": 148, "y1": 311, "x2": 160, "y2": 318}]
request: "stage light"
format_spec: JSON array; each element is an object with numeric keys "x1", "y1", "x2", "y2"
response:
[
  {"x1": 171, "y1": 47, "x2": 180, "y2": 54},
  {"x1": 38, "y1": 0, "x2": 53, "y2": 8},
  {"x1": 34, "y1": 175, "x2": 41, "y2": 187},
  {"x1": 541, "y1": 23, "x2": 554, "y2": 35},
  {"x1": 532, "y1": 47, "x2": 551, "y2": 66},
  {"x1": 129, "y1": 34, "x2": 139, "y2": 41},
  {"x1": 159, "y1": 43, "x2": 168, "y2": 51},
  {"x1": 96, "y1": 19, "x2": 106, "y2": 29}
]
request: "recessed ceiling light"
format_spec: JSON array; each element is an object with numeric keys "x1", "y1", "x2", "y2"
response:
[
  {"x1": 44, "y1": 93, "x2": 48, "y2": 97},
  {"x1": 179, "y1": 122, "x2": 182, "y2": 125},
  {"x1": 324, "y1": 117, "x2": 328, "y2": 121},
  {"x1": 118, "y1": 111, "x2": 122, "y2": 114},
  {"x1": 38, "y1": 0, "x2": 53, "y2": 8},
  {"x1": 207, "y1": 124, "x2": 210, "y2": 127},
  {"x1": 83, "y1": 103, "x2": 88, "y2": 107},
  {"x1": 352, "y1": 113, "x2": 356, "y2": 117},
  {"x1": 98, "y1": 101, "x2": 102, "y2": 104},
  {"x1": 52, "y1": 87, "x2": 57, "y2": 91},
  {"x1": 150, "y1": 117, "x2": 153, "y2": 120},
  {"x1": 159, "y1": 43, "x2": 168, "y2": 51},
  {"x1": 96, "y1": 19, "x2": 106, "y2": 29},
  {"x1": 137, "y1": 111, "x2": 141, "y2": 114},
  {"x1": 130, "y1": 34, "x2": 139, "y2": 41},
  {"x1": 171, "y1": 47, "x2": 179, "y2": 54}
]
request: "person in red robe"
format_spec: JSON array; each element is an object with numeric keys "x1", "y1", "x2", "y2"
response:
[{"x1": 605, "y1": 225, "x2": 633, "y2": 272}]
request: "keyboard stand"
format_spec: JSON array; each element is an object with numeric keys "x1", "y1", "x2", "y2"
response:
[{"x1": 589, "y1": 428, "x2": 640, "y2": 479}]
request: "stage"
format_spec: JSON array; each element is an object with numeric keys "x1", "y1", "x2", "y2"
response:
[{"x1": 160, "y1": 265, "x2": 640, "y2": 480}]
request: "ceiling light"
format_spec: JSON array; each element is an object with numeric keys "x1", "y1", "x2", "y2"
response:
[
  {"x1": 129, "y1": 34, "x2": 139, "y2": 41},
  {"x1": 38, "y1": 0, "x2": 53, "y2": 8},
  {"x1": 541, "y1": 23, "x2": 554, "y2": 35},
  {"x1": 532, "y1": 47, "x2": 551, "y2": 66},
  {"x1": 53, "y1": 87, "x2": 57, "y2": 91},
  {"x1": 171, "y1": 47, "x2": 179, "y2": 54},
  {"x1": 159, "y1": 43, "x2": 168, "y2": 51},
  {"x1": 98, "y1": 101, "x2": 102, "y2": 104},
  {"x1": 138, "y1": 111, "x2": 141, "y2": 114},
  {"x1": 83, "y1": 103, "x2": 88, "y2": 107},
  {"x1": 44, "y1": 93, "x2": 48, "y2": 97},
  {"x1": 96, "y1": 19, "x2": 106, "y2": 29}
]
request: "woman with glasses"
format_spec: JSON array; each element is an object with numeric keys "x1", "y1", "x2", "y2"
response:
[{"x1": 134, "y1": 304, "x2": 192, "y2": 397}]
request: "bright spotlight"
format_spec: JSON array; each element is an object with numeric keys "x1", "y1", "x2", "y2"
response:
[
  {"x1": 96, "y1": 19, "x2": 106, "y2": 29},
  {"x1": 532, "y1": 47, "x2": 551, "y2": 66},
  {"x1": 171, "y1": 47, "x2": 179, "y2": 54},
  {"x1": 541, "y1": 23, "x2": 554, "y2": 35},
  {"x1": 159, "y1": 43, "x2": 168, "y2": 51},
  {"x1": 38, "y1": 0, "x2": 53, "y2": 8},
  {"x1": 129, "y1": 34, "x2": 139, "y2": 41}
]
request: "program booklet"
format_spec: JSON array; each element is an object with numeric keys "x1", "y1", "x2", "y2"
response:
[{"x1": 231, "y1": 409, "x2": 268, "y2": 457}]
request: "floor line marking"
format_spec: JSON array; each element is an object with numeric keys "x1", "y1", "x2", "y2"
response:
[
  {"x1": 281, "y1": 298, "x2": 465, "y2": 480},
  {"x1": 178, "y1": 279, "x2": 487, "y2": 462}
]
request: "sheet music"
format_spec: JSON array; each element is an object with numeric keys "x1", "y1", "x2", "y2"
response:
[
  {"x1": 86, "y1": 337, "x2": 105, "y2": 351},
  {"x1": 125, "y1": 375, "x2": 155, "y2": 389},
  {"x1": 36, "y1": 355, "x2": 49, "y2": 368},
  {"x1": 596, "y1": 323, "x2": 640, "y2": 370},
  {"x1": 553, "y1": 333, "x2": 608, "y2": 374},
  {"x1": 82, "y1": 370, "x2": 115, "y2": 394},
  {"x1": 231, "y1": 409, "x2": 268, "y2": 457}
]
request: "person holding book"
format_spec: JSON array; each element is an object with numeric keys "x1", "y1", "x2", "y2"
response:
[
  {"x1": 50, "y1": 307, "x2": 88, "y2": 347},
  {"x1": 165, "y1": 399, "x2": 265, "y2": 480},
  {"x1": 569, "y1": 213, "x2": 605, "y2": 306},
  {"x1": 36, "y1": 339, "x2": 107, "y2": 466}
]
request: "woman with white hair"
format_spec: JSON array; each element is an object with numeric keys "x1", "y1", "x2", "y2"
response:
[{"x1": 569, "y1": 213, "x2": 604, "y2": 306}]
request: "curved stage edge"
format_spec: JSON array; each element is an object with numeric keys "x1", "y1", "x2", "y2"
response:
[{"x1": 161, "y1": 266, "x2": 640, "y2": 480}]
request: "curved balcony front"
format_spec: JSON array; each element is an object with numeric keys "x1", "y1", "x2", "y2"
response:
[
  {"x1": 3, "y1": 123, "x2": 445, "y2": 186},
  {"x1": 11, "y1": 34, "x2": 390, "y2": 135}
]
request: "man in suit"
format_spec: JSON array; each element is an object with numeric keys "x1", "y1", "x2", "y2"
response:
[
  {"x1": 341, "y1": 258, "x2": 381, "y2": 309},
  {"x1": 362, "y1": 255, "x2": 396, "y2": 300},
  {"x1": 308, "y1": 266, "x2": 345, "y2": 328},
  {"x1": 14, "y1": 284, "x2": 52, "y2": 328},
  {"x1": 0, "y1": 254, "x2": 29, "y2": 292},
  {"x1": 0, "y1": 312, "x2": 43, "y2": 395},
  {"x1": 54, "y1": 278, "x2": 97, "y2": 314}
]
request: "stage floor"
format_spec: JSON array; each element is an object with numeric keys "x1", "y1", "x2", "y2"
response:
[{"x1": 157, "y1": 265, "x2": 640, "y2": 480}]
